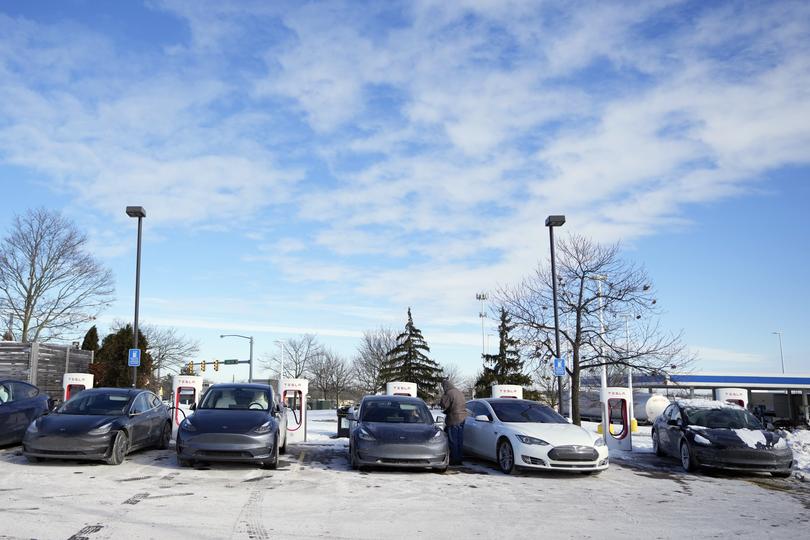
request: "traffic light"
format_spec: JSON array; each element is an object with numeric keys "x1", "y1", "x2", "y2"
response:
[
  {"x1": 201, "y1": 360, "x2": 206, "y2": 372},
  {"x1": 214, "y1": 359, "x2": 220, "y2": 371},
  {"x1": 188, "y1": 361, "x2": 194, "y2": 373}
]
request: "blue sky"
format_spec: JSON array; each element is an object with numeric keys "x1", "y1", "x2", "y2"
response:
[{"x1": 1, "y1": 0, "x2": 808, "y2": 382}]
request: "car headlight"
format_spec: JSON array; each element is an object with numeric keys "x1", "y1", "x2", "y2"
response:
[
  {"x1": 26, "y1": 421, "x2": 38, "y2": 434},
  {"x1": 516, "y1": 435, "x2": 549, "y2": 446},
  {"x1": 88, "y1": 422, "x2": 112, "y2": 436},
  {"x1": 180, "y1": 418, "x2": 197, "y2": 432},
  {"x1": 358, "y1": 427, "x2": 375, "y2": 441},
  {"x1": 693, "y1": 433, "x2": 712, "y2": 446},
  {"x1": 593, "y1": 437, "x2": 606, "y2": 447},
  {"x1": 252, "y1": 421, "x2": 272, "y2": 434}
]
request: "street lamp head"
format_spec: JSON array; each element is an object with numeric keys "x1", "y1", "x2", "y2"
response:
[
  {"x1": 545, "y1": 215, "x2": 566, "y2": 227},
  {"x1": 126, "y1": 206, "x2": 146, "y2": 218}
]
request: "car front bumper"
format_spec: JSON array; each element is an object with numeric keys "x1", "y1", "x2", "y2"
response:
[
  {"x1": 693, "y1": 446, "x2": 793, "y2": 473},
  {"x1": 354, "y1": 439, "x2": 449, "y2": 469},
  {"x1": 515, "y1": 441, "x2": 610, "y2": 472},
  {"x1": 176, "y1": 431, "x2": 276, "y2": 463},
  {"x1": 23, "y1": 432, "x2": 115, "y2": 461}
]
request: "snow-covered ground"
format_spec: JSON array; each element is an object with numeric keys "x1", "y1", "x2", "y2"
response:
[{"x1": 1, "y1": 411, "x2": 809, "y2": 539}]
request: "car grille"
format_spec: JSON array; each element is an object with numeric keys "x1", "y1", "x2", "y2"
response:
[
  {"x1": 548, "y1": 445, "x2": 598, "y2": 462},
  {"x1": 194, "y1": 450, "x2": 254, "y2": 459}
]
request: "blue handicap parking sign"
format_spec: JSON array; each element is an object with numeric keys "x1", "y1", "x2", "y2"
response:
[
  {"x1": 128, "y1": 348, "x2": 141, "y2": 367},
  {"x1": 553, "y1": 356, "x2": 566, "y2": 377}
]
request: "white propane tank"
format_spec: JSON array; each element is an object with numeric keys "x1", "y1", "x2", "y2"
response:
[
  {"x1": 386, "y1": 382, "x2": 417, "y2": 397},
  {"x1": 491, "y1": 384, "x2": 523, "y2": 399},
  {"x1": 645, "y1": 394, "x2": 670, "y2": 423}
]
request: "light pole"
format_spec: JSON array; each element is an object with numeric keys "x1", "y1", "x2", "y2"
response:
[
  {"x1": 274, "y1": 340, "x2": 286, "y2": 399},
  {"x1": 476, "y1": 293, "x2": 488, "y2": 360},
  {"x1": 545, "y1": 214, "x2": 565, "y2": 414},
  {"x1": 624, "y1": 313, "x2": 641, "y2": 431},
  {"x1": 772, "y1": 331, "x2": 785, "y2": 373},
  {"x1": 588, "y1": 273, "x2": 609, "y2": 436},
  {"x1": 126, "y1": 206, "x2": 146, "y2": 388},
  {"x1": 220, "y1": 334, "x2": 253, "y2": 382}
]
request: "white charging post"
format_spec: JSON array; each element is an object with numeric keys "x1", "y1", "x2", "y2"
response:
[
  {"x1": 385, "y1": 381, "x2": 417, "y2": 397},
  {"x1": 282, "y1": 378, "x2": 308, "y2": 443},
  {"x1": 715, "y1": 388, "x2": 748, "y2": 408},
  {"x1": 491, "y1": 384, "x2": 523, "y2": 399},
  {"x1": 172, "y1": 375, "x2": 203, "y2": 437},
  {"x1": 62, "y1": 373, "x2": 94, "y2": 402},
  {"x1": 600, "y1": 386, "x2": 633, "y2": 451}
]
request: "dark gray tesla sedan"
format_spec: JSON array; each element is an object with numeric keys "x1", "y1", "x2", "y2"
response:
[
  {"x1": 176, "y1": 383, "x2": 287, "y2": 469},
  {"x1": 349, "y1": 395, "x2": 448, "y2": 472}
]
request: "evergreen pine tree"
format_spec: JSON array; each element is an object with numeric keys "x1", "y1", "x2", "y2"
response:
[
  {"x1": 380, "y1": 308, "x2": 444, "y2": 400},
  {"x1": 94, "y1": 325, "x2": 154, "y2": 388},
  {"x1": 474, "y1": 308, "x2": 532, "y2": 397},
  {"x1": 81, "y1": 325, "x2": 100, "y2": 353}
]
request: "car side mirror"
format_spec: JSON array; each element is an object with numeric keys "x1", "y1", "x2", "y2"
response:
[
  {"x1": 474, "y1": 415, "x2": 490, "y2": 422},
  {"x1": 667, "y1": 418, "x2": 678, "y2": 426}
]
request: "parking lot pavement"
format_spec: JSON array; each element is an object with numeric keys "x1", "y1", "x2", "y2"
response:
[{"x1": 1, "y1": 437, "x2": 809, "y2": 540}]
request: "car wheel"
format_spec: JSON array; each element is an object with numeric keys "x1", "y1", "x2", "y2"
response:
[
  {"x1": 679, "y1": 440, "x2": 697, "y2": 473},
  {"x1": 497, "y1": 438, "x2": 515, "y2": 474},
  {"x1": 156, "y1": 421, "x2": 172, "y2": 450},
  {"x1": 350, "y1": 444, "x2": 359, "y2": 470},
  {"x1": 652, "y1": 430, "x2": 664, "y2": 457},
  {"x1": 771, "y1": 471, "x2": 792, "y2": 479},
  {"x1": 280, "y1": 430, "x2": 287, "y2": 455},
  {"x1": 105, "y1": 431, "x2": 129, "y2": 466},
  {"x1": 261, "y1": 433, "x2": 279, "y2": 470}
]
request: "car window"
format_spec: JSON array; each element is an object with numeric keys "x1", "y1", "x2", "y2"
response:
[
  {"x1": 466, "y1": 401, "x2": 490, "y2": 420},
  {"x1": 669, "y1": 406, "x2": 682, "y2": 422},
  {"x1": 661, "y1": 404, "x2": 672, "y2": 419},
  {"x1": 59, "y1": 392, "x2": 132, "y2": 415},
  {"x1": 130, "y1": 393, "x2": 150, "y2": 414},
  {"x1": 199, "y1": 387, "x2": 272, "y2": 410},
  {"x1": 684, "y1": 407, "x2": 763, "y2": 430},
  {"x1": 490, "y1": 401, "x2": 568, "y2": 424},
  {"x1": 148, "y1": 394, "x2": 162, "y2": 409},
  {"x1": 360, "y1": 400, "x2": 433, "y2": 424},
  {"x1": 0, "y1": 382, "x2": 38, "y2": 404}
]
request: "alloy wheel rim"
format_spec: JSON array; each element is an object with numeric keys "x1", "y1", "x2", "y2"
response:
[
  {"x1": 680, "y1": 444, "x2": 689, "y2": 469},
  {"x1": 499, "y1": 443, "x2": 513, "y2": 470}
]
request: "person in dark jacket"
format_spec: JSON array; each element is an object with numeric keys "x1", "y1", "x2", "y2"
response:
[{"x1": 439, "y1": 379, "x2": 466, "y2": 465}]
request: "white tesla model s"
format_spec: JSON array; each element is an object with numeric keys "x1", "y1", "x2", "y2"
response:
[{"x1": 463, "y1": 398, "x2": 609, "y2": 474}]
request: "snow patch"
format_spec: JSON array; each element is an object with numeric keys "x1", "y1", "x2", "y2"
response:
[
  {"x1": 733, "y1": 429, "x2": 766, "y2": 449},
  {"x1": 786, "y1": 429, "x2": 810, "y2": 473},
  {"x1": 675, "y1": 398, "x2": 741, "y2": 410}
]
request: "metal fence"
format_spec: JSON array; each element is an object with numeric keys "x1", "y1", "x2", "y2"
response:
[{"x1": 0, "y1": 342, "x2": 93, "y2": 398}]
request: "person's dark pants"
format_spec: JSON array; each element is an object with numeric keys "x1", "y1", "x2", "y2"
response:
[{"x1": 446, "y1": 423, "x2": 464, "y2": 465}]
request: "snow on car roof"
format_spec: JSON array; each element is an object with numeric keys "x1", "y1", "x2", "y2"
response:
[{"x1": 674, "y1": 398, "x2": 743, "y2": 410}]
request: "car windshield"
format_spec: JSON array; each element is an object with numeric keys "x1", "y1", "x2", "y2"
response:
[
  {"x1": 59, "y1": 392, "x2": 131, "y2": 415},
  {"x1": 199, "y1": 387, "x2": 273, "y2": 410},
  {"x1": 684, "y1": 407, "x2": 763, "y2": 430},
  {"x1": 491, "y1": 401, "x2": 569, "y2": 423},
  {"x1": 361, "y1": 400, "x2": 433, "y2": 423}
]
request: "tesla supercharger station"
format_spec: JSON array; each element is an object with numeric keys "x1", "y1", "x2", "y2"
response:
[
  {"x1": 715, "y1": 388, "x2": 748, "y2": 408},
  {"x1": 172, "y1": 375, "x2": 203, "y2": 438},
  {"x1": 63, "y1": 373, "x2": 94, "y2": 402},
  {"x1": 491, "y1": 384, "x2": 523, "y2": 399},
  {"x1": 601, "y1": 386, "x2": 633, "y2": 451},
  {"x1": 386, "y1": 381, "x2": 417, "y2": 397},
  {"x1": 282, "y1": 378, "x2": 308, "y2": 443}
]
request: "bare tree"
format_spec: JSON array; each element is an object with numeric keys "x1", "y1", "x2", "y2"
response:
[
  {"x1": 498, "y1": 234, "x2": 692, "y2": 424},
  {"x1": 440, "y1": 362, "x2": 465, "y2": 389},
  {"x1": 327, "y1": 350, "x2": 355, "y2": 405},
  {"x1": 352, "y1": 327, "x2": 396, "y2": 394},
  {"x1": 142, "y1": 324, "x2": 200, "y2": 379},
  {"x1": 0, "y1": 208, "x2": 115, "y2": 342},
  {"x1": 262, "y1": 334, "x2": 321, "y2": 378},
  {"x1": 307, "y1": 350, "x2": 331, "y2": 400}
]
